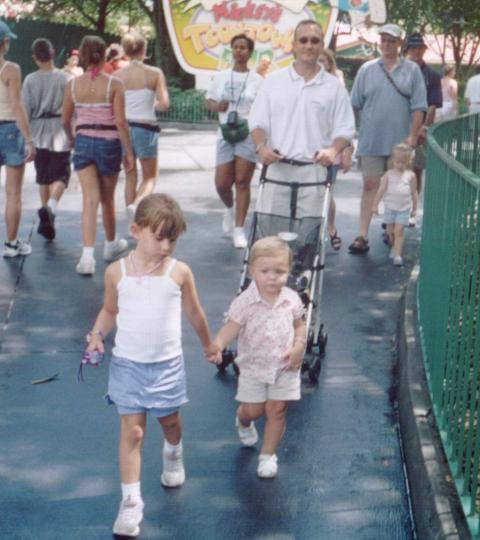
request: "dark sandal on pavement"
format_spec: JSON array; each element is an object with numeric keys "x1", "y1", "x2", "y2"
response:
[
  {"x1": 329, "y1": 231, "x2": 342, "y2": 251},
  {"x1": 348, "y1": 236, "x2": 369, "y2": 254}
]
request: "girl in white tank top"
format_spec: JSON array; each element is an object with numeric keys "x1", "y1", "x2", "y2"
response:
[{"x1": 83, "y1": 193, "x2": 219, "y2": 537}]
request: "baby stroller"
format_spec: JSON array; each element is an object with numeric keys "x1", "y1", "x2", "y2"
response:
[{"x1": 218, "y1": 157, "x2": 333, "y2": 383}]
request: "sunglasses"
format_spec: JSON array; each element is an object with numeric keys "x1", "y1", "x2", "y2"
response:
[
  {"x1": 380, "y1": 36, "x2": 398, "y2": 44},
  {"x1": 297, "y1": 37, "x2": 322, "y2": 45}
]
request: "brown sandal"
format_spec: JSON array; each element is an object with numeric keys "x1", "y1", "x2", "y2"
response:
[
  {"x1": 329, "y1": 231, "x2": 342, "y2": 251},
  {"x1": 348, "y1": 236, "x2": 369, "y2": 254}
]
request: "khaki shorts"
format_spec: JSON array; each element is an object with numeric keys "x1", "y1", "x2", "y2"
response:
[
  {"x1": 359, "y1": 155, "x2": 389, "y2": 177},
  {"x1": 235, "y1": 369, "x2": 301, "y2": 403},
  {"x1": 413, "y1": 143, "x2": 426, "y2": 170}
]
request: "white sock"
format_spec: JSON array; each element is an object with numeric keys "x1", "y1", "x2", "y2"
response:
[
  {"x1": 233, "y1": 226, "x2": 244, "y2": 234},
  {"x1": 81, "y1": 247, "x2": 95, "y2": 260},
  {"x1": 164, "y1": 439, "x2": 182, "y2": 454},
  {"x1": 105, "y1": 238, "x2": 118, "y2": 249},
  {"x1": 121, "y1": 481, "x2": 141, "y2": 502},
  {"x1": 47, "y1": 198, "x2": 57, "y2": 213},
  {"x1": 6, "y1": 238, "x2": 17, "y2": 246}
]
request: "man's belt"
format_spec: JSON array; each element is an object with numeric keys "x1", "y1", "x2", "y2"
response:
[
  {"x1": 128, "y1": 121, "x2": 160, "y2": 133},
  {"x1": 76, "y1": 124, "x2": 118, "y2": 131},
  {"x1": 33, "y1": 113, "x2": 61, "y2": 119}
]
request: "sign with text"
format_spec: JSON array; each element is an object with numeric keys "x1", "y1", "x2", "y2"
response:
[{"x1": 162, "y1": 0, "x2": 339, "y2": 75}]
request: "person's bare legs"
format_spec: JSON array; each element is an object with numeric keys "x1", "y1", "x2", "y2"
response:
[
  {"x1": 393, "y1": 223, "x2": 405, "y2": 258},
  {"x1": 5, "y1": 164, "x2": 25, "y2": 242},
  {"x1": 77, "y1": 166, "x2": 101, "y2": 247},
  {"x1": 133, "y1": 157, "x2": 158, "y2": 206},
  {"x1": 99, "y1": 174, "x2": 119, "y2": 242},
  {"x1": 233, "y1": 157, "x2": 255, "y2": 227},
  {"x1": 386, "y1": 223, "x2": 395, "y2": 249},
  {"x1": 414, "y1": 168, "x2": 423, "y2": 194},
  {"x1": 124, "y1": 157, "x2": 138, "y2": 207},
  {"x1": 359, "y1": 175, "x2": 381, "y2": 239},
  {"x1": 158, "y1": 411, "x2": 182, "y2": 445},
  {"x1": 215, "y1": 161, "x2": 235, "y2": 209},
  {"x1": 328, "y1": 198, "x2": 336, "y2": 237},
  {"x1": 118, "y1": 413, "x2": 147, "y2": 484},
  {"x1": 237, "y1": 402, "x2": 265, "y2": 426},
  {"x1": 261, "y1": 400, "x2": 287, "y2": 455}
]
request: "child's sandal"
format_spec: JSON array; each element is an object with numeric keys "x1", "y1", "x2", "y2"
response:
[{"x1": 329, "y1": 231, "x2": 342, "y2": 251}]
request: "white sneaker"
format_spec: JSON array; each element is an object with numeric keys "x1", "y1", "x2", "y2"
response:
[
  {"x1": 104, "y1": 238, "x2": 129, "y2": 262},
  {"x1": 257, "y1": 454, "x2": 278, "y2": 478},
  {"x1": 126, "y1": 204, "x2": 136, "y2": 223},
  {"x1": 393, "y1": 255, "x2": 403, "y2": 267},
  {"x1": 112, "y1": 496, "x2": 144, "y2": 536},
  {"x1": 3, "y1": 239, "x2": 32, "y2": 258},
  {"x1": 161, "y1": 445, "x2": 185, "y2": 487},
  {"x1": 76, "y1": 257, "x2": 95, "y2": 275},
  {"x1": 235, "y1": 415, "x2": 258, "y2": 446},
  {"x1": 222, "y1": 208, "x2": 234, "y2": 237},
  {"x1": 232, "y1": 227, "x2": 247, "y2": 249}
]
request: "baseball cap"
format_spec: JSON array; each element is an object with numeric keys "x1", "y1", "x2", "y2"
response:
[
  {"x1": 70, "y1": 49, "x2": 79, "y2": 57},
  {"x1": 405, "y1": 33, "x2": 426, "y2": 50},
  {"x1": 378, "y1": 24, "x2": 403, "y2": 39},
  {"x1": 0, "y1": 21, "x2": 17, "y2": 41}
]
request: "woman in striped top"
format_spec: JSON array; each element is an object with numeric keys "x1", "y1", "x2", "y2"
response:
[{"x1": 62, "y1": 35, "x2": 134, "y2": 275}]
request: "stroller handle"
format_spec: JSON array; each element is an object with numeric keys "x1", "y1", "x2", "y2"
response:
[{"x1": 261, "y1": 158, "x2": 334, "y2": 184}]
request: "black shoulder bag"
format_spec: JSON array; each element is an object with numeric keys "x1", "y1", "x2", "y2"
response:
[
  {"x1": 220, "y1": 71, "x2": 250, "y2": 144},
  {"x1": 379, "y1": 63, "x2": 411, "y2": 100}
]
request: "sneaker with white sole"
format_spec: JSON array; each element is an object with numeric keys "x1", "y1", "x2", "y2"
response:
[
  {"x1": 3, "y1": 239, "x2": 32, "y2": 258},
  {"x1": 112, "y1": 496, "x2": 144, "y2": 537},
  {"x1": 104, "y1": 238, "x2": 129, "y2": 262},
  {"x1": 161, "y1": 445, "x2": 185, "y2": 487},
  {"x1": 232, "y1": 227, "x2": 247, "y2": 249},
  {"x1": 257, "y1": 454, "x2": 278, "y2": 478},
  {"x1": 235, "y1": 415, "x2": 258, "y2": 446},
  {"x1": 76, "y1": 257, "x2": 95, "y2": 275},
  {"x1": 222, "y1": 208, "x2": 234, "y2": 237},
  {"x1": 393, "y1": 255, "x2": 403, "y2": 267}
]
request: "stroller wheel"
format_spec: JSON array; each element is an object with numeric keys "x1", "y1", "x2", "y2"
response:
[
  {"x1": 308, "y1": 356, "x2": 321, "y2": 384},
  {"x1": 317, "y1": 325, "x2": 328, "y2": 355}
]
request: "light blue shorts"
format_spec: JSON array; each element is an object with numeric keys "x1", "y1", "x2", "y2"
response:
[
  {"x1": 129, "y1": 124, "x2": 159, "y2": 159},
  {"x1": 106, "y1": 354, "x2": 188, "y2": 417},
  {"x1": 215, "y1": 134, "x2": 257, "y2": 166},
  {"x1": 0, "y1": 122, "x2": 26, "y2": 167},
  {"x1": 384, "y1": 208, "x2": 410, "y2": 226}
]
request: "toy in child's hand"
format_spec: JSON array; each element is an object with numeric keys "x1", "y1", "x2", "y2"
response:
[{"x1": 78, "y1": 349, "x2": 104, "y2": 382}]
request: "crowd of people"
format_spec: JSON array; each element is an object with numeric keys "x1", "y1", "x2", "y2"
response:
[{"x1": 0, "y1": 16, "x2": 472, "y2": 537}]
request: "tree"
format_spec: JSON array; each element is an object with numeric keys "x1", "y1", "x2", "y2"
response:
[{"x1": 386, "y1": 0, "x2": 480, "y2": 73}]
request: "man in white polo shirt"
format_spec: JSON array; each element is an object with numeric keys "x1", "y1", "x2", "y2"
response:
[
  {"x1": 249, "y1": 20, "x2": 355, "y2": 217},
  {"x1": 465, "y1": 71, "x2": 480, "y2": 114}
]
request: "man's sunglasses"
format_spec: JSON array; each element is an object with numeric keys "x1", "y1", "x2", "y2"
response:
[{"x1": 297, "y1": 37, "x2": 323, "y2": 45}]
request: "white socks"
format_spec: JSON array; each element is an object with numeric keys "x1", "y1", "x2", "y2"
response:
[
  {"x1": 47, "y1": 198, "x2": 57, "y2": 213},
  {"x1": 121, "y1": 481, "x2": 141, "y2": 502},
  {"x1": 164, "y1": 439, "x2": 182, "y2": 454},
  {"x1": 81, "y1": 246, "x2": 95, "y2": 260}
]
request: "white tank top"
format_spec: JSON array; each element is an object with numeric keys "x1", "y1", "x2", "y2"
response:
[
  {"x1": 125, "y1": 88, "x2": 156, "y2": 123},
  {"x1": 113, "y1": 257, "x2": 182, "y2": 363},
  {"x1": 383, "y1": 170, "x2": 413, "y2": 212},
  {"x1": 0, "y1": 62, "x2": 15, "y2": 121}
]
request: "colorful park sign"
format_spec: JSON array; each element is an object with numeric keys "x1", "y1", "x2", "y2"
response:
[{"x1": 162, "y1": 0, "x2": 339, "y2": 75}]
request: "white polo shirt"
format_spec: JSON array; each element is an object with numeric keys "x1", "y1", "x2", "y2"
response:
[
  {"x1": 465, "y1": 74, "x2": 480, "y2": 114},
  {"x1": 249, "y1": 64, "x2": 355, "y2": 161}
]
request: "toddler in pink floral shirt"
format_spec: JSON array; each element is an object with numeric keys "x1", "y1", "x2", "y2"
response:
[{"x1": 213, "y1": 236, "x2": 306, "y2": 479}]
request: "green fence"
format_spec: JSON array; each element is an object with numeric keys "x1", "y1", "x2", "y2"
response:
[
  {"x1": 157, "y1": 88, "x2": 217, "y2": 126},
  {"x1": 420, "y1": 114, "x2": 480, "y2": 537}
]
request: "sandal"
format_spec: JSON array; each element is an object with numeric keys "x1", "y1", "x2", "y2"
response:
[
  {"x1": 329, "y1": 231, "x2": 342, "y2": 251},
  {"x1": 348, "y1": 236, "x2": 369, "y2": 254}
]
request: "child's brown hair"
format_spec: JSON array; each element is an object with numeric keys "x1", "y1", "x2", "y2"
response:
[{"x1": 134, "y1": 194, "x2": 187, "y2": 240}]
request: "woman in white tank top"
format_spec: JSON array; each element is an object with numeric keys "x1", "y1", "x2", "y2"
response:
[
  {"x1": 0, "y1": 21, "x2": 35, "y2": 258},
  {"x1": 115, "y1": 33, "x2": 169, "y2": 222}
]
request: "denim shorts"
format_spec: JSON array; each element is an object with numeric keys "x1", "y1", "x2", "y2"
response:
[
  {"x1": 215, "y1": 133, "x2": 257, "y2": 166},
  {"x1": 384, "y1": 207, "x2": 410, "y2": 226},
  {"x1": 0, "y1": 122, "x2": 26, "y2": 167},
  {"x1": 73, "y1": 134, "x2": 121, "y2": 176},
  {"x1": 129, "y1": 125, "x2": 159, "y2": 159},
  {"x1": 106, "y1": 354, "x2": 188, "y2": 417},
  {"x1": 34, "y1": 148, "x2": 71, "y2": 185}
]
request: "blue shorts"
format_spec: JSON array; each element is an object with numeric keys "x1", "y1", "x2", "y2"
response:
[
  {"x1": 106, "y1": 355, "x2": 188, "y2": 417},
  {"x1": 0, "y1": 122, "x2": 26, "y2": 167},
  {"x1": 73, "y1": 134, "x2": 121, "y2": 177},
  {"x1": 129, "y1": 125, "x2": 159, "y2": 159},
  {"x1": 384, "y1": 208, "x2": 410, "y2": 226}
]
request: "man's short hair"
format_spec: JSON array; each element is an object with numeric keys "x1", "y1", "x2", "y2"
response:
[{"x1": 294, "y1": 19, "x2": 323, "y2": 40}]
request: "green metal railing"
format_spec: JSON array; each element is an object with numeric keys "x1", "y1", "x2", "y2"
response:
[
  {"x1": 157, "y1": 89, "x2": 218, "y2": 125},
  {"x1": 420, "y1": 113, "x2": 480, "y2": 537}
]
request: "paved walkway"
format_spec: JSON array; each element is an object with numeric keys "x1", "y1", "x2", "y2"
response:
[{"x1": 0, "y1": 130, "x2": 421, "y2": 539}]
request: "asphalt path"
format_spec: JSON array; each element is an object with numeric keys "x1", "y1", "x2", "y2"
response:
[{"x1": 0, "y1": 130, "x2": 419, "y2": 539}]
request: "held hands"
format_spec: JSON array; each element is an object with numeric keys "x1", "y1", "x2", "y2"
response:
[
  {"x1": 204, "y1": 341, "x2": 222, "y2": 364},
  {"x1": 25, "y1": 142, "x2": 36, "y2": 162},
  {"x1": 403, "y1": 134, "x2": 418, "y2": 149}
]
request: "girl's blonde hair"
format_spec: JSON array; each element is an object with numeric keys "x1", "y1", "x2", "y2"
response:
[
  {"x1": 319, "y1": 48, "x2": 337, "y2": 75},
  {"x1": 391, "y1": 143, "x2": 413, "y2": 167},
  {"x1": 249, "y1": 236, "x2": 292, "y2": 267},
  {"x1": 134, "y1": 194, "x2": 186, "y2": 239},
  {"x1": 122, "y1": 33, "x2": 146, "y2": 58}
]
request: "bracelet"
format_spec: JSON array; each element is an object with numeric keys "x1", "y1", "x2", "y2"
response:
[
  {"x1": 86, "y1": 330, "x2": 105, "y2": 343},
  {"x1": 255, "y1": 141, "x2": 266, "y2": 153}
]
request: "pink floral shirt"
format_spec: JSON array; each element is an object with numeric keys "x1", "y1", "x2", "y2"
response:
[{"x1": 225, "y1": 281, "x2": 305, "y2": 384}]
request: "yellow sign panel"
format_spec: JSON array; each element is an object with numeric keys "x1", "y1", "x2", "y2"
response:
[{"x1": 162, "y1": 0, "x2": 338, "y2": 74}]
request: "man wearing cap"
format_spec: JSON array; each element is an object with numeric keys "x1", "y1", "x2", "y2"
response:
[
  {"x1": 349, "y1": 23, "x2": 427, "y2": 254},
  {"x1": 405, "y1": 32, "x2": 442, "y2": 195},
  {"x1": 0, "y1": 21, "x2": 35, "y2": 258}
]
